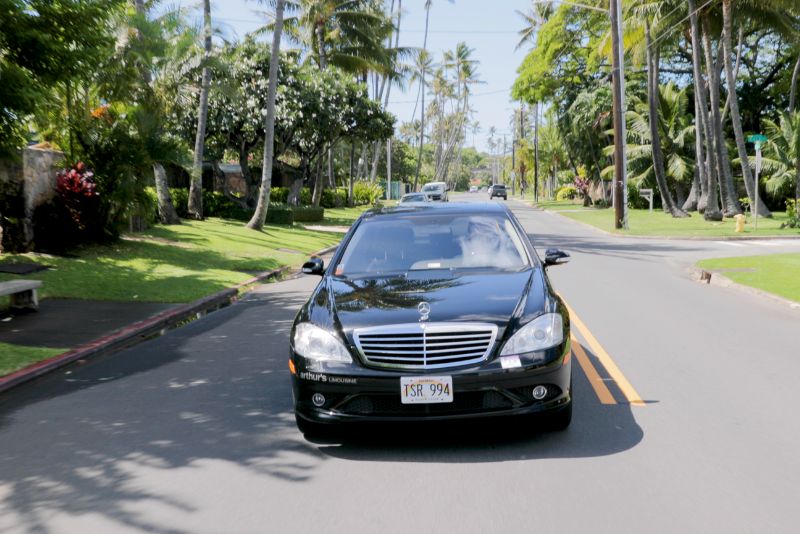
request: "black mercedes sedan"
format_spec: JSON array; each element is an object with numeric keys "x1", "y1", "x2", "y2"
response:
[{"x1": 289, "y1": 203, "x2": 572, "y2": 435}]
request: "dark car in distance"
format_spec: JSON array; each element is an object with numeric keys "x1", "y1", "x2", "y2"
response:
[
  {"x1": 290, "y1": 203, "x2": 572, "y2": 436},
  {"x1": 489, "y1": 184, "x2": 508, "y2": 200}
]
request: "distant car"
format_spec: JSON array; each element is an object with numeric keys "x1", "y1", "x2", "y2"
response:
[
  {"x1": 421, "y1": 182, "x2": 449, "y2": 202},
  {"x1": 469, "y1": 186, "x2": 479, "y2": 193},
  {"x1": 489, "y1": 184, "x2": 508, "y2": 200},
  {"x1": 399, "y1": 193, "x2": 430, "y2": 204}
]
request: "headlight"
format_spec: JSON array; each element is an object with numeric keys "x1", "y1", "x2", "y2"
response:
[
  {"x1": 500, "y1": 313, "x2": 564, "y2": 356},
  {"x1": 293, "y1": 323, "x2": 353, "y2": 363}
]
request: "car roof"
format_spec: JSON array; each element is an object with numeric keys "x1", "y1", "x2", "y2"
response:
[{"x1": 361, "y1": 202, "x2": 509, "y2": 220}]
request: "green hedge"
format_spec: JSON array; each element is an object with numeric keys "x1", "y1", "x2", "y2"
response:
[
  {"x1": 265, "y1": 204, "x2": 294, "y2": 225},
  {"x1": 144, "y1": 188, "x2": 329, "y2": 226},
  {"x1": 291, "y1": 205, "x2": 324, "y2": 222}
]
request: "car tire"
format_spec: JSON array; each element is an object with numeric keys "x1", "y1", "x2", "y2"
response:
[
  {"x1": 295, "y1": 414, "x2": 330, "y2": 438},
  {"x1": 503, "y1": 196, "x2": 507, "y2": 200},
  {"x1": 546, "y1": 400, "x2": 572, "y2": 431}
]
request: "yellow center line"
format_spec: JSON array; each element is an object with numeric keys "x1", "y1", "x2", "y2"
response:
[
  {"x1": 563, "y1": 300, "x2": 646, "y2": 407},
  {"x1": 570, "y1": 334, "x2": 616, "y2": 405}
]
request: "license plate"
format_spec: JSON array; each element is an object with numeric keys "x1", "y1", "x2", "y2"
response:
[{"x1": 400, "y1": 376, "x2": 453, "y2": 404}]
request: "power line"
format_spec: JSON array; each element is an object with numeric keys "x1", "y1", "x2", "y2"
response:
[
  {"x1": 647, "y1": 0, "x2": 715, "y2": 51},
  {"x1": 390, "y1": 88, "x2": 510, "y2": 105}
]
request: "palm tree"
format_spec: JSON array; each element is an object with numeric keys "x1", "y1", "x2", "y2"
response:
[
  {"x1": 411, "y1": 48, "x2": 433, "y2": 191},
  {"x1": 278, "y1": 0, "x2": 390, "y2": 72},
  {"x1": 612, "y1": 84, "x2": 695, "y2": 205},
  {"x1": 247, "y1": 0, "x2": 287, "y2": 231},
  {"x1": 132, "y1": 0, "x2": 181, "y2": 225},
  {"x1": 414, "y1": 0, "x2": 434, "y2": 191},
  {"x1": 762, "y1": 111, "x2": 800, "y2": 215},
  {"x1": 188, "y1": 0, "x2": 212, "y2": 220},
  {"x1": 515, "y1": 1, "x2": 554, "y2": 51},
  {"x1": 721, "y1": 0, "x2": 771, "y2": 217}
]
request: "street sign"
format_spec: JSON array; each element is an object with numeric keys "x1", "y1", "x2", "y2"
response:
[{"x1": 748, "y1": 134, "x2": 768, "y2": 150}]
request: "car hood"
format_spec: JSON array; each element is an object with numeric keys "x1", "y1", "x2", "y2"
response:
[{"x1": 315, "y1": 270, "x2": 543, "y2": 341}]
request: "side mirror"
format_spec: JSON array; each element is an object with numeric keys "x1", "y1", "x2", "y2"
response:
[
  {"x1": 302, "y1": 257, "x2": 325, "y2": 276},
  {"x1": 544, "y1": 248, "x2": 571, "y2": 267}
]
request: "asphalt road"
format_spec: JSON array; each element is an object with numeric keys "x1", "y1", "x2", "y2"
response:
[{"x1": 1, "y1": 194, "x2": 799, "y2": 533}]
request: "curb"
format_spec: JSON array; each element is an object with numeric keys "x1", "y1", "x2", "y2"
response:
[
  {"x1": 540, "y1": 208, "x2": 800, "y2": 242},
  {"x1": 0, "y1": 243, "x2": 340, "y2": 395},
  {"x1": 689, "y1": 265, "x2": 800, "y2": 311}
]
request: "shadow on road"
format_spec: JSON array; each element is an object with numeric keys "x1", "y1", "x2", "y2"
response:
[
  {"x1": 310, "y1": 356, "x2": 643, "y2": 463},
  {"x1": 0, "y1": 277, "x2": 643, "y2": 533},
  {"x1": 527, "y1": 232, "x2": 706, "y2": 261}
]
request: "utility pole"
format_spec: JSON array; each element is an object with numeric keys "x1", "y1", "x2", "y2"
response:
[
  {"x1": 502, "y1": 135, "x2": 507, "y2": 184},
  {"x1": 610, "y1": 0, "x2": 628, "y2": 229},
  {"x1": 519, "y1": 104, "x2": 526, "y2": 198},
  {"x1": 511, "y1": 130, "x2": 516, "y2": 197},
  {"x1": 386, "y1": 138, "x2": 392, "y2": 201},
  {"x1": 534, "y1": 102, "x2": 540, "y2": 204}
]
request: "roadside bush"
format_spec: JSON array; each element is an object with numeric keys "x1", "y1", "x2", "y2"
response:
[
  {"x1": 556, "y1": 185, "x2": 578, "y2": 201},
  {"x1": 291, "y1": 205, "x2": 325, "y2": 222},
  {"x1": 321, "y1": 188, "x2": 348, "y2": 208},
  {"x1": 627, "y1": 183, "x2": 649, "y2": 210},
  {"x1": 353, "y1": 181, "x2": 383, "y2": 205},
  {"x1": 783, "y1": 199, "x2": 799, "y2": 228},
  {"x1": 266, "y1": 204, "x2": 294, "y2": 225}
]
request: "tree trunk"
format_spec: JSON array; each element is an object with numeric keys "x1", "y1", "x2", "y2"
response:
[
  {"x1": 682, "y1": 164, "x2": 700, "y2": 212},
  {"x1": 646, "y1": 25, "x2": 688, "y2": 217},
  {"x1": 688, "y1": 0, "x2": 712, "y2": 215},
  {"x1": 188, "y1": 0, "x2": 212, "y2": 220},
  {"x1": 312, "y1": 155, "x2": 325, "y2": 207},
  {"x1": 154, "y1": 164, "x2": 181, "y2": 224},
  {"x1": 722, "y1": 0, "x2": 770, "y2": 217},
  {"x1": 133, "y1": 0, "x2": 180, "y2": 225},
  {"x1": 414, "y1": 4, "x2": 432, "y2": 191},
  {"x1": 288, "y1": 176, "x2": 303, "y2": 207},
  {"x1": 348, "y1": 143, "x2": 355, "y2": 207},
  {"x1": 699, "y1": 14, "x2": 725, "y2": 220},
  {"x1": 790, "y1": 56, "x2": 800, "y2": 113}
]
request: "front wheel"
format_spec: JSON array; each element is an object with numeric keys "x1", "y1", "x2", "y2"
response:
[
  {"x1": 503, "y1": 196, "x2": 507, "y2": 200},
  {"x1": 295, "y1": 414, "x2": 331, "y2": 438},
  {"x1": 546, "y1": 401, "x2": 572, "y2": 431}
]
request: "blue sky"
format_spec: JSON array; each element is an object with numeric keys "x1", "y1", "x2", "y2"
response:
[{"x1": 178, "y1": 0, "x2": 534, "y2": 152}]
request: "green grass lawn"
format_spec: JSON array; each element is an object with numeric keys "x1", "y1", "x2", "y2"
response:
[
  {"x1": 0, "y1": 217, "x2": 341, "y2": 303},
  {"x1": 698, "y1": 254, "x2": 800, "y2": 303},
  {"x1": 311, "y1": 205, "x2": 372, "y2": 226},
  {"x1": 0, "y1": 343, "x2": 67, "y2": 376},
  {"x1": 554, "y1": 207, "x2": 800, "y2": 238}
]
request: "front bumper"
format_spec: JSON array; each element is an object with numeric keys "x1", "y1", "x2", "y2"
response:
[{"x1": 291, "y1": 354, "x2": 571, "y2": 425}]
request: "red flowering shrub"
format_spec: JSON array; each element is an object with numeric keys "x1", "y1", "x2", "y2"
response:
[{"x1": 56, "y1": 162, "x2": 100, "y2": 232}]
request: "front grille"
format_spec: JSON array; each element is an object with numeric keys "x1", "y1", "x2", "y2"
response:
[
  {"x1": 353, "y1": 322, "x2": 498, "y2": 370},
  {"x1": 338, "y1": 391, "x2": 513, "y2": 416}
]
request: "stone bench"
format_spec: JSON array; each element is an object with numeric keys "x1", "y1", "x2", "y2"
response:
[{"x1": 0, "y1": 280, "x2": 42, "y2": 312}]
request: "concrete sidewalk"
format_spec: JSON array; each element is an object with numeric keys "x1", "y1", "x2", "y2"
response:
[
  {"x1": 0, "y1": 299, "x2": 177, "y2": 349},
  {"x1": 0, "y1": 244, "x2": 339, "y2": 393}
]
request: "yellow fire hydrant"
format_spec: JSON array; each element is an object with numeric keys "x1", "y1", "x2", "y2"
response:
[{"x1": 734, "y1": 214, "x2": 746, "y2": 233}]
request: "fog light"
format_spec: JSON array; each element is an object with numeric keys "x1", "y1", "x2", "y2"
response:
[
  {"x1": 312, "y1": 393, "x2": 326, "y2": 407},
  {"x1": 532, "y1": 386, "x2": 548, "y2": 400}
]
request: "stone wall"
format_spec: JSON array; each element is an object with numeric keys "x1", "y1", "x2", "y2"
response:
[{"x1": 0, "y1": 147, "x2": 64, "y2": 253}]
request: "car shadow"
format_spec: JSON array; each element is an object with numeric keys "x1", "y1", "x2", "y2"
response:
[{"x1": 308, "y1": 352, "x2": 644, "y2": 463}]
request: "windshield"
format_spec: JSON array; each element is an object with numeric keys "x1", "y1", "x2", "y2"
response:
[
  {"x1": 401, "y1": 194, "x2": 426, "y2": 203},
  {"x1": 334, "y1": 214, "x2": 530, "y2": 278},
  {"x1": 422, "y1": 184, "x2": 443, "y2": 192}
]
